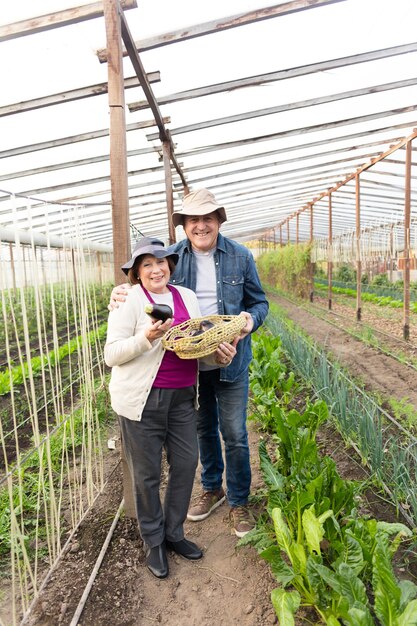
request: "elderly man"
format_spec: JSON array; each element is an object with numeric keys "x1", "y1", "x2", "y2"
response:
[{"x1": 110, "y1": 189, "x2": 269, "y2": 537}]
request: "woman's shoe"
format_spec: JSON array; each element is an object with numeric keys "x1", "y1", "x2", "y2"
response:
[
  {"x1": 165, "y1": 538, "x2": 203, "y2": 560},
  {"x1": 145, "y1": 542, "x2": 169, "y2": 578}
]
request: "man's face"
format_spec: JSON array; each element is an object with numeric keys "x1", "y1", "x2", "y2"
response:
[{"x1": 183, "y1": 211, "x2": 221, "y2": 252}]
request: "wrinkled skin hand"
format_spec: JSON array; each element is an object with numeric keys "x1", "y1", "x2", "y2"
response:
[
  {"x1": 214, "y1": 338, "x2": 238, "y2": 366},
  {"x1": 108, "y1": 283, "x2": 131, "y2": 311},
  {"x1": 237, "y1": 312, "x2": 254, "y2": 340},
  {"x1": 145, "y1": 318, "x2": 173, "y2": 342}
]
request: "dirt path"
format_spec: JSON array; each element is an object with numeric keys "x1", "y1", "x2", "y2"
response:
[
  {"x1": 271, "y1": 293, "x2": 417, "y2": 409},
  {"x1": 23, "y1": 294, "x2": 417, "y2": 626},
  {"x1": 25, "y1": 425, "x2": 278, "y2": 626}
]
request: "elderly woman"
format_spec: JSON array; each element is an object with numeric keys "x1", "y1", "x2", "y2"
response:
[{"x1": 104, "y1": 237, "x2": 236, "y2": 579}]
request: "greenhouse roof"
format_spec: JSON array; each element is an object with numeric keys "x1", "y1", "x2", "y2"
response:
[{"x1": 0, "y1": 0, "x2": 416, "y2": 248}]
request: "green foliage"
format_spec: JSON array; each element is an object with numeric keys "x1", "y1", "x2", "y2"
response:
[
  {"x1": 246, "y1": 325, "x2": 417, "y2": 624},
  {"x1": 257, "y1": 243, "x2": 312, "y2": 298},
  {"x1": 0, "y1": 322, "x2": 108, "y2": 396},
  {"x1": 371, "y1": 273, "x2": 390, "y2": 287},
  {"x1": 0, "y1": 381, "x2": 113, "y2": 564},
  {"x1": 336, "y1": 264, "x2": 356, "y2": 283}
]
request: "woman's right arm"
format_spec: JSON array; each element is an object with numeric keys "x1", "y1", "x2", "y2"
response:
[{"x1": 104, "y1": 294, "x2": 172, "y2": 367}]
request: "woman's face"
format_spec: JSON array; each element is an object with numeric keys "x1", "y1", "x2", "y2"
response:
[{"x1": 136, "y1": 254, "x2": 170, "y2": 293}]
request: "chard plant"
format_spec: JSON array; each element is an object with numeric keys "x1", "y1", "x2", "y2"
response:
[
  {"x1": 264, "y1": 307, "x2": 417, "y2": 523},
  {"x1": 245, "y1": 326, "x2": 417, "y2": 624}
]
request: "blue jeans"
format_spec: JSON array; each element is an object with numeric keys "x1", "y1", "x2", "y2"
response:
[{"x1": 197, "y1": 369, "x2": 251, "y2": 507}]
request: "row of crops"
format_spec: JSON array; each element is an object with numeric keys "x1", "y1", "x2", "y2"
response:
[
  {"x1": 246, "y1": 317, "x2": 417, "y2": 625},
  {"x1": 1, "y1": 241, "x2": 416, "y2": 625},
  {"x1": 0, "y1": 276, "x2": 115, "y2": 625}
]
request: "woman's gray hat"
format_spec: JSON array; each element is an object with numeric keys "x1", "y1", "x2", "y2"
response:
[
  {"x1": 121, "y1": 237, "x2": 179, "y2": 275},
  {"x1": 172, "y1": 188, "x2": 227, "y2": 228}
]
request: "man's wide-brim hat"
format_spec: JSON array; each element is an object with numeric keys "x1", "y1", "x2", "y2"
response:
[
  {"x1": 172, "y1": 189, "x2": 227, "y2": 228},
  {"x1": 121, "y1": 237, "x2": 179, "y2": 275}
]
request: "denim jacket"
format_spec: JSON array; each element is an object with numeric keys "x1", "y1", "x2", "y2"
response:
[{"x1": 168, "y1": 233, "x2": 269, "y2": 382}]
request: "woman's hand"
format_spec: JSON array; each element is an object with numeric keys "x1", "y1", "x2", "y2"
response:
[
  {"x1": 214, "y1": 338, "x2": 237, "y2": 366},
  {"x1": 145, "y1": 318, "x2": 173, "y2": 342},
  {"x1": 108, "y1": 283, "x2": 131, "y2": 311}
]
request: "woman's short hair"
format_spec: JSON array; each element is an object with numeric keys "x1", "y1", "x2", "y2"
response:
[{"x1": 127, "y1": 255, "x2": 176, "y2": 285}]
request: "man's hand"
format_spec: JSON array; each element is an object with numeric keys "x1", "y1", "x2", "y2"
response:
[
  {"x1": 237, "y1": 311, "x2": 254, "y2": 339},
  {"x1": 108, "y1": 283, "x2": 131, "y2": 311},
  {"x1": 214, "y1": 340, "x2": 237, "y2": 366}
]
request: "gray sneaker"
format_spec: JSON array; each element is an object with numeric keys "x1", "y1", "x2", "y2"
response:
[
  {"x1": 187, "y1": 488, "x2": 226, "y2": 521},
  {"x1": 229, "y1": 506, "x2": 255, "y2": 538}
]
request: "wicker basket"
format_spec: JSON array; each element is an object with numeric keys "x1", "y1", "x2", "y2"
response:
[{"x1": 162, "y1": 315, "x2": 246, "y2": 359}]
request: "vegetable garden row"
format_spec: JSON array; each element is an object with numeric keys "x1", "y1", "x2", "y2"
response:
[
  {"x1": 2, "y1": 240, "x2": 417, "y2": 624},
  {"x1": 245, "y1": 319, "x2": 417, "y2": 625}
]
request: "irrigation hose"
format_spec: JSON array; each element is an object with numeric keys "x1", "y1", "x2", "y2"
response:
[
  {"x1": 266, "y1": 313, "x2": 417, "y2": 528},
  {"x1": 69, "y1": 498, "x2": 125, "y2": 626},
  {"x1": 20, "y1": 460, "x2": 122, "y2": 626},
  {"x1": 285, "y1": 290, "x2": 417, "y2": 370}
]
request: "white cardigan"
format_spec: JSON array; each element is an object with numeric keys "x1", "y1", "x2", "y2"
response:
[{"x1": 104, "y1": 284, "x2": 219, "y2": 421}]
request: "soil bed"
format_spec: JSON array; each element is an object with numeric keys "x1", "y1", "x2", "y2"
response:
[{"x1": 21, "y1": 292, "x2": 417, "y2": 626}]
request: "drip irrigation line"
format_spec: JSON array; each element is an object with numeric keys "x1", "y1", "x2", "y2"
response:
[
  {"x1": 266, "y1": 310, "x2": 417, "y2": 527},
  {"x1": 0, "y1": 312, "x2": 109, "y2": 370},
  {"x1": 1, "y1": 352, "x2": 104, "y2": 443},
  {"x1": 339, "y1": 434, "x2": 415, "y2": 529},
  {"x1": 271, "y1": 304, "x2": 417, "y2": 442},
  {"x1": 296, "y1": 292, "x2": 417, "y2": 372},
  {"x1": 69, "y1": 498, "x2": 125, "y2": 626},
  {"x1": 0, "y1": 365, "x2": 106, "y2": 486},
  {"x1": 272, "y1": 294, "x2": 417, "y2": 443},
  {"x1": 312, "y1": 294, "x2": 417, "y2": 350},
  {"x1": 20, "y1": 460, "x2": 122, "y2": 626}
]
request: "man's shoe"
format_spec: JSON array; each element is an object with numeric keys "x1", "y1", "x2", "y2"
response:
[
  {"x1": 229, "y1": 506, "x2": 255, "y2": 538},
  {"x1": 187, "y1": 488, "x2": 226, "y2": 521},
  {"x1": 145, "y1": 542, "x2": 169, "y2": 578},
  {"x1": 166, "y1": 538, "x2": 203, "y2": 560}
]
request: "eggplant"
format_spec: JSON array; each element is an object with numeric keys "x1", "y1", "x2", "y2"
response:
[
  {"x1": 191, "y1": 319, "x2": 215, "y2": 337},
  {"x1": 144, "y1": 303, "x2": 173, "y2": 322}
]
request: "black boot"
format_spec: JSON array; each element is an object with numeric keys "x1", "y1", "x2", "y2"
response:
[
  {"x1": 166, "y1": 538, "x2": 203, "y2": 560},
  {"x1": 145, "y1": 542, "x2": 169, "y2": 578}
]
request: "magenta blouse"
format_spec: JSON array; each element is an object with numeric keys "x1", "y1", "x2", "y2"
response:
[{"x1": 141, "y1": 285, "x2": 198, "y2": 388}]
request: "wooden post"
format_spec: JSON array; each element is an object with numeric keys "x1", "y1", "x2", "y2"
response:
[
  {"x1": 279, "y1": 225, "x2": 282, "y2": 247},
  {"x1": 162, "y1": 139, "x2": 176, "y2": 245},
  {"x1": 104, "y1": 0, "x2": 131, "y2": 285},
  {"x1": 355, "y1": 173, "x2": 362, "y2": 321},
  {"x1": 403, "y1": 139, "x2": 412, "y2": 340},
  {"x1": 104, "y1": 0, "x2": 136, "y2": 518},
  {"x1": 328, "y1": 193, "x2": 333, "y2": 310},
  {"x1": 309, "y1": 204, "x2": 314, "y2": 302},
  {"x1": 389, "y1": 225, "x2": 394, "y2": 283},
  {"x1": 286, "y1": 219, "x2": 289, "y2": 244},
  {"x1": 296, "y1": 213, "x2": 299, "y2": 245}
]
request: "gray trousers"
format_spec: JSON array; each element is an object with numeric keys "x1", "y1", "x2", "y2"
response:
[{"x1": 119, "y1": 386, "x2": 198, "y2": 548}]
